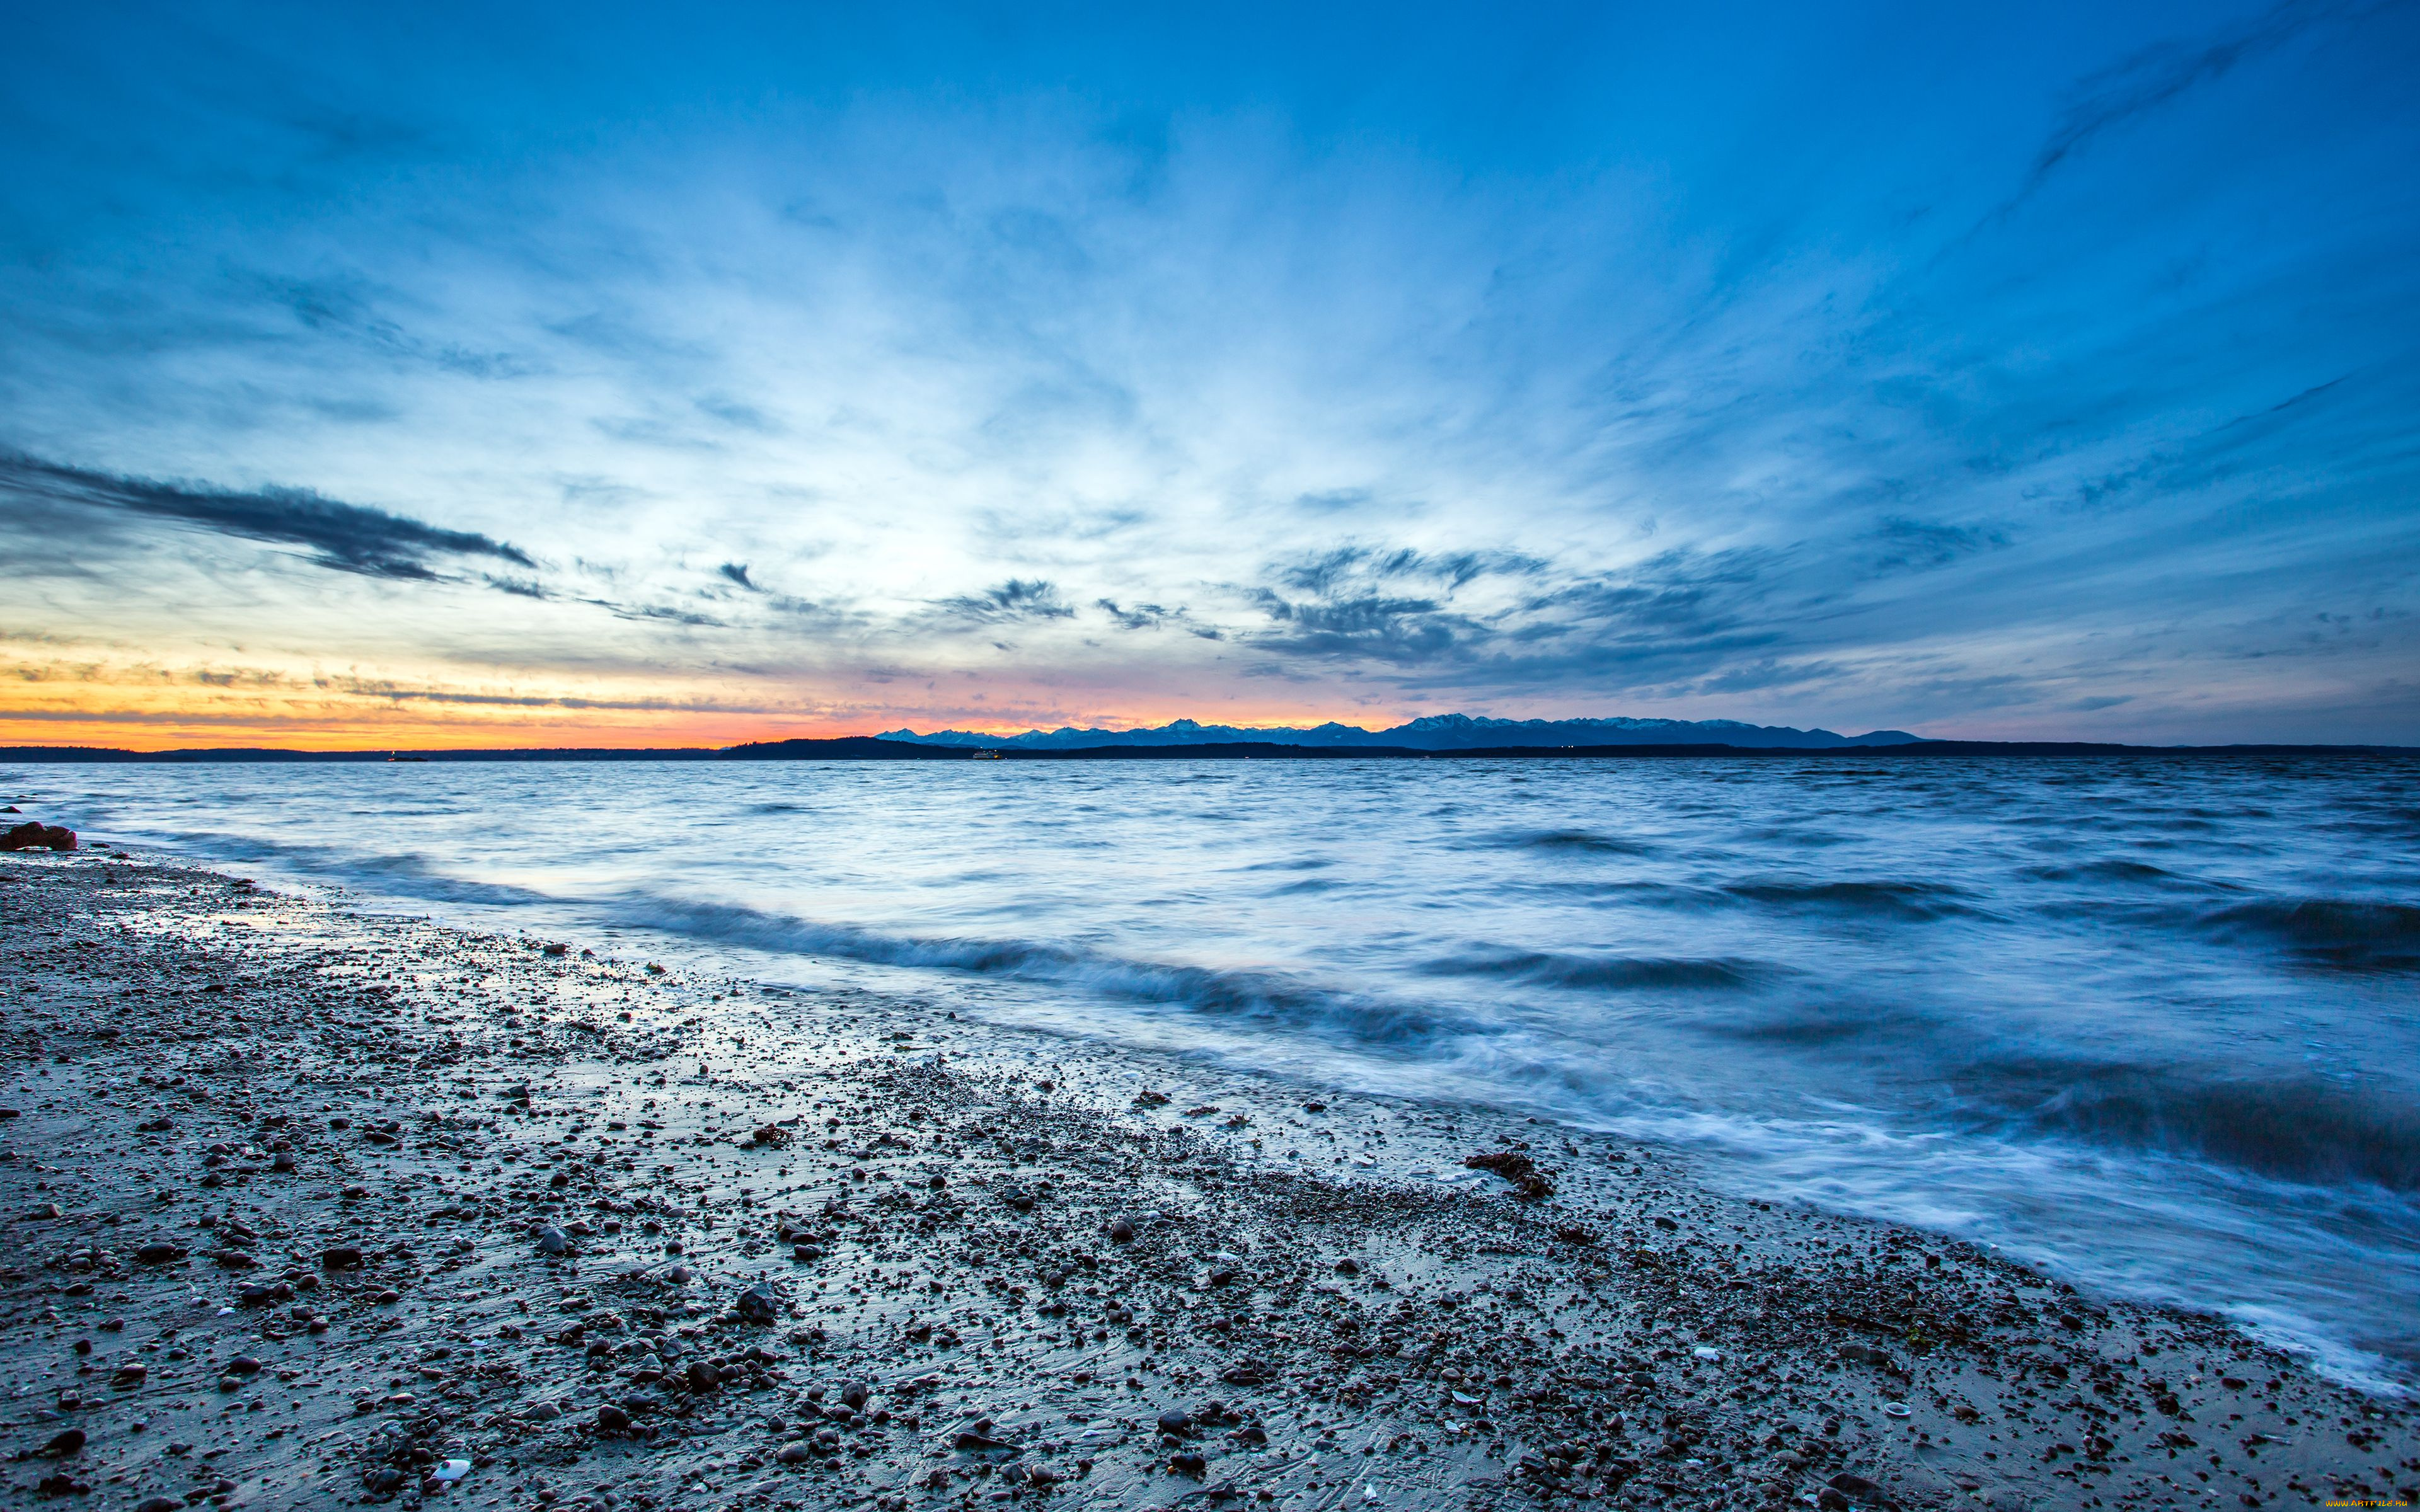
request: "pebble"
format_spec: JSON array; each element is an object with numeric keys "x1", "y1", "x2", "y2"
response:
[{"x1": 0, "y1": 854, "x2": 2402, "y2": 1512}]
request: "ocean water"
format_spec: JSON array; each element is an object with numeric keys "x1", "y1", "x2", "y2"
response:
[{"x1": 15, "y1": 755, "x2": 2419, "y2": 1391}]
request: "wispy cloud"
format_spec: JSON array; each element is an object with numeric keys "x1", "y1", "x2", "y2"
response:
[
  {"x1": 933, "y1": 578, "x2": 1078, "y2": 624},
  {"x1": 1, "y1": 2, "x2": 2416, "y2": 745},
  {"x1": 0, "y1": 450, "x2": 532, "y2": 581}
]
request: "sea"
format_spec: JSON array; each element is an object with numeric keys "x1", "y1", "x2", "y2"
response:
[{"x1": 13, "y1": 753, "x2": 2417, "y2": 1392}]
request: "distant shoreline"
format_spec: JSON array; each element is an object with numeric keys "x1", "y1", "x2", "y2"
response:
[{"x1": 3, "y1": 737, "x2": 2416, "y2": 763}]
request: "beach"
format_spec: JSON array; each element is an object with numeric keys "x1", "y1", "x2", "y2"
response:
[{"x1": 2, "y1": 844, "x2": 2413, "y2": 1512}]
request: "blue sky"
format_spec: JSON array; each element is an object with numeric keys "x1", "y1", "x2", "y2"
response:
[{"x1": 3, "y1": 0, "x2": 2416, "y2": 745}]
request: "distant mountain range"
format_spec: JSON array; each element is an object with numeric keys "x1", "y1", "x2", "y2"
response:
[{"x1": 877, "y1": 713, "x2": 1927, "y2": 750}]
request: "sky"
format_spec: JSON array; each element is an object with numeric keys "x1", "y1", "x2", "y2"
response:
[{"x1": 3, "y1": 1, "x2": 2417, "y2": 748}]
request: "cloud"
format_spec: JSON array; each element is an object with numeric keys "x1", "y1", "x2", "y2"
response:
[
  {"x1": 2017, "y1": 0, "x2": 2339, "y2": 201},
  {"x1": 1095, "y1": 598, "x2": 1187, "y2": 630},
  {"x1": 1867, "y1": 518, "x2": 2010, "y2": 574},
  {"x1": 0, "y1": 450, "x2": 533, "y2": 581},
  {"x1": 934, "y1": 578, "x2": 1077, "y2": 623},
  {"x1": 718, "y1": 562, "x2": 758, "y2": 590}
]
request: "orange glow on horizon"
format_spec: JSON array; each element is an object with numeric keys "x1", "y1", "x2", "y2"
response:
[{"x1": 0, "y1": 689, "x2": 1422, "y2": 753}]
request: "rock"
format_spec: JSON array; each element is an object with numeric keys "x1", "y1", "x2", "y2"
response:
[
  {"x1": 1109, "y1": 1218, "x2": 1136, "y2": 1244},
  {"x1": 535, "y1": 1225, "x2": 569, "y2": 1256},
  {"x1": 1158, "y1": 1409, "x2": 1194, "y2": 1436},
  {"x1": 1, "y1": 822, "x2": 74, "y2": 852},
  {"x1": 792, "y1": 1243, "x2": 822, "y2": 1262},
  {"x1": 776, "y1": 1441, "x2": 812, "y2": 1464},
  {"x1": 227, "y1": 1355, "x2": 262, "y2": 1375},
  {"x1": 134, "y1": 1242, "x2": 187, "y2": 1266},
  {"x1": 1828, "y1": 1472, "x2": 1889, "y2": 1504},
  {"x1": 595, "y1": 1404, "x2": 631, "y2": 1433},
  {"x1": 135, "y1": 1499, "x2": 181, "y2": 1512},
  {"x1": 40, "y1": 1429, "x2": 84, "y2": 1457},
  {"x1": 1334, "y1": 1257, "x2": 1360, "y2": 1275},
  {"x1": 1463, "y1": 1150, "x2": 1553, "y2": 1201},
  {"x1": 321, "y1": 1245, "x2": 364, "y2": 1270},
  {"x1": 735, "y1": 1283, "x2": 780, "y2": 1322},
  {"x1": 954, "y1": 1429, "x2": 1021, "y2": 1452},
  {"x1": 686, "y1": 1361, "x2": 721, "y2": 1392},
  {"x1": 1171, "y1": 1451, "x2": 1208, "y2": 1477},
  {"x1": 523, "y1": 1402, "x2": 562, "y2": 1422},
  {"x1": 1839, "y1": 1343, "x2": 1896, "y2": 1369},
  {"x1": 840, "y1": 1380, "x2": 870, "y2": 1410}
]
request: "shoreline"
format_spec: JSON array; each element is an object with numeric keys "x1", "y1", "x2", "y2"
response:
[{"x1": 1, "y1": 847, "x2": 2412, "y2": 1510}]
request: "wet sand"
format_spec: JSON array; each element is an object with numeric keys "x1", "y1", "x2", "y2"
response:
[{"x1": 1, "y1": 845, "x2": 2413, "y2": 1511}]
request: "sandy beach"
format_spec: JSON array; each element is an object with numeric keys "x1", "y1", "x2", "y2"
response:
[{"x1": 1, "y1": 842, "x2": 2412, "y2": 1512}]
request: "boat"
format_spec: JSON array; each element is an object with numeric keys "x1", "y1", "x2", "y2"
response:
[{"x1": 971, "y1": 749, "x2": 1005, "y2": 760}]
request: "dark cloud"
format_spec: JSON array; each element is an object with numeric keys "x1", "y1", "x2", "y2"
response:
[
  {"x1": 1242, "y1": 543, "x2": 1596, "y2": 668},
  {"x1": 260, "y1": 273, "x2": 527, "y2": 379},
  {"x1": 1276, "y1": 546, "x2": 1547, "y2": 595},
  {"x1": 1095, "y1": 598, "x2": 1186, "y2": 630},
  {"x1": 0, "y1": 450, "x2": 533, "y2": 581},
  {"x1": 583, "y1": 599, "x2": 726, "y2": 629},
  {"x1": 1868, "y1": 517, "x2": 2010, "y2": 574},
  {"x1": 935, "y1": 578, "x2": 1076, "y2": 623},
  {"x1": 1247, "y1": 587, "x2": 1475, "y2": 664},
  {"x1": 718, "y1": 562, "x2": 758, "y2": 590},
  {"x1": 2019, "y1": 0, "x2": 2338, "y2": 201},
  {"x1": 1228, "y1": 542, "x2": 1834, "y2": 697}
]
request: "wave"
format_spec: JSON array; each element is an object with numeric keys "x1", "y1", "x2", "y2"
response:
[
  {"x1": 1417, "y1": 948, "x2": 1761, "y2": 992},
  {"x1": 105, "y1": 828, "x2": 564, "y2": 912},
  {"x1": 1723, "y1": 878, "x2": 1976, "y2": 920},
  {"x1": 622, "y1": 894, "x2": 1478, "y2": 1050},
  {"x1": 2022, "y1": 858, "x2": 2239, "y2": 890},
  {"x1": 1487, "y1": 828, "x2": 1658, "y2": 856},
  {"x1": 1972, "y1": 1059, "x2": 2420, "y2": 1192},
  {"x1": 2198, "y1": 898, "x2": 2420, "y2": 971}
]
